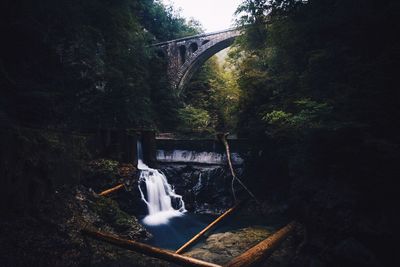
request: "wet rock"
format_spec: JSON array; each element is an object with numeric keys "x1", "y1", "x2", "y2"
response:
[
  {"x1": 117, "y1": 163, "x2": 137, "y2": 179},
  {"x1": 90, "y1": 196, "x2": 148, "y2": 239},
  {"x1": 185, "y1": 226, "x2": 272, "y2": 265},
  {"x1": 82, "y1": 159, "x2": 138, "y2": 193},
  {"x1": 81, "y1": 158, "x2": 145, "y2": 215},
  {"x1": 160, "y1": 164, "x2": 241, "y2": 214}
]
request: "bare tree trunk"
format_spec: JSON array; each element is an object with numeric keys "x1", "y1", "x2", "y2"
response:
[
  {"x1": 175, "y1": 202, "x2": 242, "y2": 254},
  {"x1": 217, "y1": 133, "x2": 258, "y2": 202},
  {"x1": 98, "y1": 183, "x2": 124, "y2": 196},
  {"x1": 81, "y1": 228, "x2": 222, "y2": 267},
  {"x1": 225, "y1": 221, "x2": 297, "y2": 267}
]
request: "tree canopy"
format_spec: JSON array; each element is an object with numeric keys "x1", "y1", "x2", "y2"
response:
[
  {"x1": 231, "y1": 2, "x2": 399, "y2": 265},
  {"x1": 0, "y1": 0, "x2": 201, "y2": 131}
]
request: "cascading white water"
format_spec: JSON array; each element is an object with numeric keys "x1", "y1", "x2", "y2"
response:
[
  {"x1": 156, "y1": 150, "x2": 244, "y2": 165},
  {"x1": 137, "y1": 141, "x2": 186, "y2": 226}
]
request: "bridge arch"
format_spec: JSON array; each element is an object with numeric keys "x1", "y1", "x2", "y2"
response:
[
  {"x1": 176, "y1": 36, "x2": 237, "y2": 93},
  {"x1": 152, "y1": 28, "x2": 241, "y2": 94}
]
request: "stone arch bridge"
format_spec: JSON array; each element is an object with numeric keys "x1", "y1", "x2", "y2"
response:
[{"x1": 152, "y1": 28, "x2": 241, "y2": 94}]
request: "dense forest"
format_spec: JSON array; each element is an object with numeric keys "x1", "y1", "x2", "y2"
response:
[
  {"x1": 1, "y1": 0, "x2": 399, "y2": 266},
  {"x1": 232, "y1": 0, "x2": 400, "y2": 266},
  {"x1": 0, "y1": 0, "x2": 199, "y2": 130}
]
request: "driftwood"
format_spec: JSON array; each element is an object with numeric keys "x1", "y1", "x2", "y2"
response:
[
  {"x1": 81, "y1": 228, "x2": 222, "y2": 267},
  {"x1": 217, "y1": 133, "x2": 257, "y2": 202},
  {"x1": 98, "y1": 183, "x2": 124, "y2": 196},
  {"x1": 224, "y1": 221, "x2": 297, "y2": 267},
  {"x1": 175, "y1": 202, "x2": 242, "y2": 254}
]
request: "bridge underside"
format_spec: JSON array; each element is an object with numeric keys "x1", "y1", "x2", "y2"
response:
[
  {"x1": 152, "y1": 29, "x2": 240, "y2": 94},
  {"x1": 177, "y1": 37, "x2": 236, "y2": 93}
]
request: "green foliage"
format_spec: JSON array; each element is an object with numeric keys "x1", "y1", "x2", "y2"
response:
[
  {"x1": 232, "y1": 1, "x2": 400, "y2": 235},
  {"x1": 0, "y1": 127, "x2": 89, "y2": 212},
  {"x1": 233, "y1": 0, "x2": 399, "y2": 140},
  {"x1": 290, "y1": 99, "x2": 332, "y2": 127},
  {"x1": 178, "y1": 105, "x2": 211, "y2": 133},
  {"x1": 86, "y1": 159, "x2": 119, "y2": 177},
  {"x1": 262, "y1": 100, "x2": 332, "y2": 129},
  {"x1": 136, "y1": 0, "x2": 203, "y2": 41},
  {"x1": 0, "y1": 0, "x2": 200, "y2": 131},
  {"x1": 93, "y1": 197, "x2": 134, "y2": 230},
  {"x1": 180, "y1": 55, "x2": 241, "y2": 134},
  {"x1": 0, "y1": 0, "x2": 202, "y2": 211},
  {"x1": 262, "y1": 110, "x2": 292, "y2": 124}
]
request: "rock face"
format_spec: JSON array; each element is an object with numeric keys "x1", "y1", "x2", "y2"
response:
[
  {"x1": 185, "y1": 226, "x2": 273, "y2": 265},
  {"x1": 160, "y1": 164, "x2": 244, "y2": 214},
  {"x1": 82, "y1": 159, "x2": 147, "y2": 215}
]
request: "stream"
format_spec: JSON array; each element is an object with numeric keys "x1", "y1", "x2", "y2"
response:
[
  {"x1": 141, "y1": 210, "x2": 285, "y2": 265},
  {"x1": 136, "y1": 139, "x2": 285, "y2": 264},
  {"x1": 140, "y1": 213, "x2": 216, "y2": 250}
]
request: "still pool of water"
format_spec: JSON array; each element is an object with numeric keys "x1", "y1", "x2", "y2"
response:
[
  {"x1": 140, "y1": 211, "x2": 285, "y2": 251},
  {"x1": 140, "y1": 213, "x2": 217, "y2": 250}
]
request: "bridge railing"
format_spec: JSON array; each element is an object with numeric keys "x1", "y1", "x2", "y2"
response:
[{"x1": 150, "y1": 27, "x2": 240, "y2": 47}]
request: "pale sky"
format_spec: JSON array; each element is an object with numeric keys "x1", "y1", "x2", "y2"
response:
[{"x1": 161, "y1": 0, "x2": 242, "y2": 32}]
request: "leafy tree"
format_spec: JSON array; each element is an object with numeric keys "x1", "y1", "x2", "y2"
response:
[
  {"x1": 0, "y1": 0, "x2": 201, "y2": 131},
  {"x1": 232, "y1": 1, "x2": 400, "y2": 264},
  {"x1": 180, "y1": 55, "x2": 240, "y2": 135}
]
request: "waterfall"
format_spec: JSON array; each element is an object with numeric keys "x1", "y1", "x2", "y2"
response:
[
  {"x1": 137, "y1": 141, "x2": 186, "y2": 226},
  {"x1": 156, "y1": 150, "x2": 244, "y2": 165}
]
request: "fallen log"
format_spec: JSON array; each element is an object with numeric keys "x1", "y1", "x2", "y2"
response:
[
  {"x1": 98, "y1": 183, "x2": 124, "y2": 196},
  {"x1": 224, "y1": 221, "x2": 297, "y2": 267},
  {"x1": 175, "y1": 201, "x2": 242, "y2": 254},
  {"x1": 82, "y1": 228, "x2": 221, "y2": 267}
]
